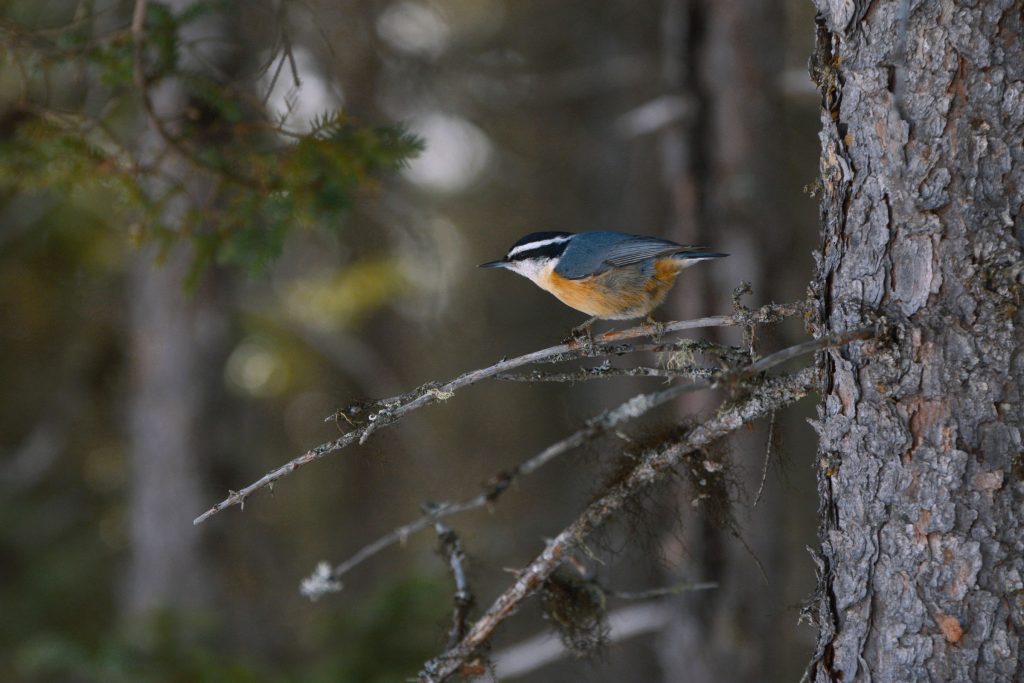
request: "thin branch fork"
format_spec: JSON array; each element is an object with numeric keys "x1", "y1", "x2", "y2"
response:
[
  {"x1": 433, "y1": 519, "x2": 475, "y2": 650},
  {"x1": 418, "y1": 366, "x2": 820, "y2": 682},
  {"x1": 194, "y1": 303, "x2": 803, "y2": 525}
]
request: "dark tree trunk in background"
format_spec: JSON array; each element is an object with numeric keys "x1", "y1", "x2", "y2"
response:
[
  {"x1": 657, "y1": 0, "x2": 795, "y2": 679},
  {"x1": 809, "y1": 1, "x2": 1024, "y2": 680}
]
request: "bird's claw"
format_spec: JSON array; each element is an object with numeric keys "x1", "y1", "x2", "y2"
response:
[
  {"x1": 645, "y1": 316, "x2": 666, "y2": 343},
  {"x1": 562, "y1": 328, "x2": 592, "y2": 346},
  {"x1": 563, "y1": 319, "x2": 596, "y2": 350}
]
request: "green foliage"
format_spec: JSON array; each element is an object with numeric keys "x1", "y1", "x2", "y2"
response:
[
  {"x1": 283, "y1": 257, "x2": 408, "y2": 328},
  {"x1": 312, "y1": 575, "x2": 452, "y2": 683},
  {"x1": 89, "y1": 35, "x2": 136, "y2": 88},
  {"x1": 145, "y1": 2, "x2": 183, "y2": 79},
  {"x1": 15, "y1": 614, "x2": 275, "y2": 683},
  {"x1": 209, "y1": 112, "x2": 422, "y2": 275},
  {"x1": 9, "y1": 575, "x2": 451, "y2": 683},
  {"x1": 0, "y1": 114, "x2": 144, "y2": 216},
  {"x1": 0, "y1": 1, "x2": 423, "y2": 278}
]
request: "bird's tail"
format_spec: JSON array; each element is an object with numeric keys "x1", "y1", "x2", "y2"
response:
[{"x1": 672, "y1": 250, "x2": 729, "y2": 263}]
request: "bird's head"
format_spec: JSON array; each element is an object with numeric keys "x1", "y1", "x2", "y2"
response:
[{"x1": 479, "y1": 231, "x2": 574, "y2": 282}]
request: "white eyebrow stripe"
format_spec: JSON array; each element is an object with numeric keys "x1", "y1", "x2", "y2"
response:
[{"x1": 507, "y1": 235, "x2": 572, "y2": 258}]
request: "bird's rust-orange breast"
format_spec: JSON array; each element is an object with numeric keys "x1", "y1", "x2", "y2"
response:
[
  {"x1": 538, "y1": 262, "x2": 677, "y2": 318},
  {"x1": 541, "y1": 270, "x2": 614, "y2": 317}
]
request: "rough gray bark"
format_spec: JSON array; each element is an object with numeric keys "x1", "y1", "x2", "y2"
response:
[{"x1": 808, "y1": 1, "x2": 1024, "y2": 681}]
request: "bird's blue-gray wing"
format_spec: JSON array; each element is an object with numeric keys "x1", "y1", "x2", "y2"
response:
[{"x1": 555, "y1": 232, "x2": 700, "y2": 279}]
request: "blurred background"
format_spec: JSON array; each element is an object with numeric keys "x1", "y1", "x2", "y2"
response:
[{"x1": 0, "y1": 0, "x2": 824, "y2": 680}]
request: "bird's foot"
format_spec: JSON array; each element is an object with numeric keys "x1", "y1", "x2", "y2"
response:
[{"x1": 563, "y1": 317, "x2": 597, "y2": 349}]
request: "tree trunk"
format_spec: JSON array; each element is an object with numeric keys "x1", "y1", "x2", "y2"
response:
[
  {"x1": 808, "y1": 2, "x2": 1024, "y2": 681},
  {"x1": 123, "y1": 0, "x2": 230, "y2": 619},
  {"x1": 657, "y1": 0, "x2": 796, "y2": 679},
  {"x1": 126, "y1": 248, "x2": 222, "y2": 615}
]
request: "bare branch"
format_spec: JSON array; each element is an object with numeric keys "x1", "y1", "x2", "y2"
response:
[
  {"x1": 194, "y1": 304, "x2": 804, "y2": 525},
  {"x1": 605, "y1": 580, "x2": 719, "y2": 601},
  {"x1": 754, "y1": 410, "x2": 777, "y2": 507},
  {"x1": 433, "y1": 519, "x2": 475, "y2": 649},
  {"x1": 495, "y1": 362, "x2": 717, "y2": 383},
  {"x1": 418, "y1": 366, "x2": 820, "y2": 682},
  {"x1": 297, "y1": 502, "x2": 482, "y2": 601},
  {"x1": 298, "y1": 326, "x2": 873, "y2": 588},
  {"x1": 261, "y1": 46, "x2": 290, "y2": 107}
]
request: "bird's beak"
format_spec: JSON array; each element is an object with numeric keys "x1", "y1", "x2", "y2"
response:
[{"x1": 478, "y1": 259, "x2": 508, "y2": 269}]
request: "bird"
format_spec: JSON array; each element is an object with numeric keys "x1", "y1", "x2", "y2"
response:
[{"x1": 480, "y1": 231, "x2": 727, "y2": 337}]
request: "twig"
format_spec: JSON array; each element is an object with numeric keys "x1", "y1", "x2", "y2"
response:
[
  {"x1": 433, "y1": 519, "x2": 475, "y2": 649},
  {"x1": 194, "y1": 305, "x2": 804, "y2": 525},
  {"x1": 495, "y1": 363, "x2": 718, "y2": 383},
  {"x1": 300, "y1": 498, "x2": 484, "y2": 598},
  {"x1": 418, "y1": 366, "x2": 820, "y2": 682},
  {"x1": 754, "y1": 410, "x2": 777, "y2": 506},
  {"x1": 298, "y1": 326, "x2": 873, "y2": 589},
  {"x1": 131, "y1": 0, "x2": 261, "y2": 189},
  {"x1": 132, "y1": 0, "x2": 192, "y2": 165},
  {"x1": 131, "y1": 0, "x2": 148, "y2": 81},
  {"x1": 261, "y1": 43, "x2": 290, "y2": 107},
  {"x1": 282, "y1": 31, "x2": 302, "y2": 89},
  {"x1": 606, "y1": 580, "x2": 719, "y2": 601}
]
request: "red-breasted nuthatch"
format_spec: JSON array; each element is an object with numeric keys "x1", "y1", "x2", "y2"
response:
[{"x1": 480, "y1": 231, "x2": 727, "y2": 332}]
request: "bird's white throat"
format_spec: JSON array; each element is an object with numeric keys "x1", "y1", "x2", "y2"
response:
[{"x1": 504, "y1": 258, "x2": 556, "y2": 286}]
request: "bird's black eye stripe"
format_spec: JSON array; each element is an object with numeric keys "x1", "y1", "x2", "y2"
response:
[
  {"x1": 505, "y1": 232, "x2": 573, "y2": 261},
  {"x1": 508, "y1": 242, "x2": 569, "y2": 261}
]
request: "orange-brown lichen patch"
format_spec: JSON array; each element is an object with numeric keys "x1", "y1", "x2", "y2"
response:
[
  {"x1": 906, "y1": 396, "x2": 951, "y2": 452},
  {"x1": 973, "y1": 469, "x2": 1004, "y2": 493},
  {"x1": 913, "y1": 508, "x2": 932, "y2": 545},
  {"x1": 936, "y1": 613, "x2": 963, "y2": 645}
]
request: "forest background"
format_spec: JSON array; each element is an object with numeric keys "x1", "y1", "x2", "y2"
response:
[{"x1": 1, "y1": 1, "x2": 826, "y2": 681}]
